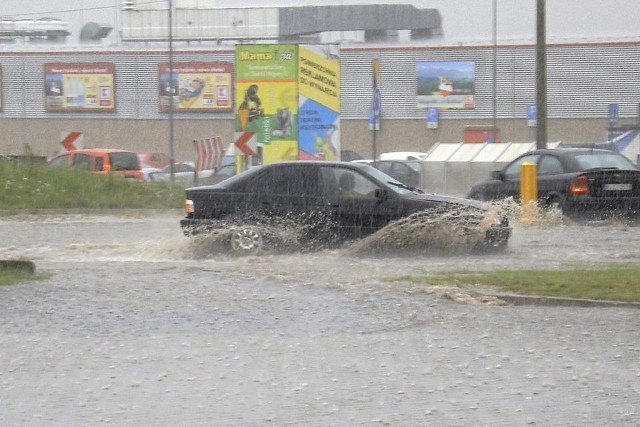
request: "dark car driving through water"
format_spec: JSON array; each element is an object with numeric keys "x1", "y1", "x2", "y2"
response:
[
  {"x1": 467, "y1": 148, "x2": 640, "y2": 219},
  {"x1": 180, "y1": 161, "x2": 511, "y2": 255}
]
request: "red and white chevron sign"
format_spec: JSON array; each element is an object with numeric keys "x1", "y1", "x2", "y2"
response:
[
  {"x1": 234, "y1": 131, "x2": 257, "y2": 156},
  {"x1": 193, "y1": 136, "x2": 224, "y2": 172},
  {"x1": 60, "y1": 131, "x2": 84, "y2": 151}
]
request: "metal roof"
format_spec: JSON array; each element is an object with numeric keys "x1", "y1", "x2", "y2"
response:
[{"x1": 278, "y1": 5, "x2": 442, "y2": 37}]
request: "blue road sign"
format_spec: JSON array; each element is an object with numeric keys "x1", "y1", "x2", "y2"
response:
[
  {"x1": 369, "y1": 88, "x2": 381, "y2": 130},
  {"x1": 427, "y1": 107, "x2": 438, "y2": 129},
  {"x1": 527, "y1": 104, "x2": 537, "y2": 127},
  {"x1": 608, "y1": 103, "x2": 619, "y2": 128}
]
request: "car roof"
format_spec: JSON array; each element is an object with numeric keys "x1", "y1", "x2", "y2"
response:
[
  {"x1": 55, "y1": 148, "x2": 137, "y2": 155},
  {"x1": 528, "y1": 147, "x2": 617, "y2": 156},
  {"x1": 256, "y1": 160, "x2": 366, "y2": 167},
  {"x1": 556, "y1": 141, "x2": 618, "y2": 151}
]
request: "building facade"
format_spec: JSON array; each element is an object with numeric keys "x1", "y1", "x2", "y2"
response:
[{"x1": 1, "y1": 39, "x2": 639, "y2": 161}]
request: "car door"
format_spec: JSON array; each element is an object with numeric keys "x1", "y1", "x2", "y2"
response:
[
  {"x1": 536, "y1": 153, "x2": 568, "y2": 197},
  {"x1": 251, "y1": 164, "x2": 326, "y2": 222},
  {"x1": 484, "y1": 153, "x2": 541, "y2": 201},
  {"x1": 321, "y1": 166, "x2": 401, "y2": 238}
]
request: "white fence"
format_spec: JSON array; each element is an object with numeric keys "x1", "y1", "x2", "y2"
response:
[{"x1": 420, "y1": 142, "x2": 562, "y2": 196}]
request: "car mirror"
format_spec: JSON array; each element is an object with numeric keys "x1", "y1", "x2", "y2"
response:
[
  {"x1": 491, "y1": 170, "x2": 504, "y2": 180},
  {"x1": 374, "y1": 188, "x2": 388, "y2": 202}
]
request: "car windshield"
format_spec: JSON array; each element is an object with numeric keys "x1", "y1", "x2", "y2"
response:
[
  {"x1": 574, "y1": 152, "x2": 637, "y2": 170},
  {"x1": 109, "y1": 152, "x2": 140, "y2": 171},
  {"x1": 360, "y1": 164, "x2": 414, "y2": 194}
]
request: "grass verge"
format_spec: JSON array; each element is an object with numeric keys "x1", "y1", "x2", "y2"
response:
[
  {"x1": 1, "y1": 160, "x2": 184, "y2": 210},
  {"x1": 0, "y1": 266, "x2": 48, "y2": 286},
  {"x1": 394, "y1": 264, "x2": 640, "y2": 303}
]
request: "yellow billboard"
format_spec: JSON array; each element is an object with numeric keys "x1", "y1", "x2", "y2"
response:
[
  {"x1": 44, "y1": 63, "x2": 115, "y2": 112},
  {"x1": 159, "y1": 62, "x2": 233, "y2": 112}
]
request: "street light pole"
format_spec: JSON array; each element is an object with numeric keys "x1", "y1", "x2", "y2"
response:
[
  {"x1": 535, "y1": 0, "x2": 547, "y2": 149},
  {"x1": 168, "y1": 0, "x2": 175, "y2": 182},
  {"x1": 492, "y1": 0, "x2": 497, "y2": 139}
]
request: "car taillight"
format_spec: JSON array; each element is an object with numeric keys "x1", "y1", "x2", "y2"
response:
[
  {"x1": 185, "y1": 199, "x2": 194, "y2": 214},
  {"x1": 569, "y1": 175, "x2": 589, "y2": 195}
]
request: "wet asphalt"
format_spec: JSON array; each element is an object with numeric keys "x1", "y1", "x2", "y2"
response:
[{"x1": 0, "y1": 212, "x2": 639, "y2": 426}]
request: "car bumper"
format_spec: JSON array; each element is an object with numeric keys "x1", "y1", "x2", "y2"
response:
[
  {"x1": 566, "y1": 196, "x2": 640, "y2": 219},
  {"x1": 180, "y1": 218, "x2": 222, "y2": 236}
]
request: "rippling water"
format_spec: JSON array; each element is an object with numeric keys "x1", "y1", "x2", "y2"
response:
[{"x1": 2, "y1": 207, "x2": 639, "y2": 285}]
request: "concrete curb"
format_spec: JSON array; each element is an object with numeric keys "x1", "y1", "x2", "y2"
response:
[
  {"x1": 0, "y1": 208, "x2": 182, "y2": 217},
  {"x1": 474, "y1": 291, "x2": 640, "y2": 309}
]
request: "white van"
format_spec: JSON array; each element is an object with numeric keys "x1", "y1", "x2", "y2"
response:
[{"x1": 379, "y1": 151, "x2": 428, "y2": 161}]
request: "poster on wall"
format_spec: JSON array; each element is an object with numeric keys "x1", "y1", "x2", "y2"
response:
[
  {"x1": 298, "y1": 45, "x2": 340, "y2": 161},
  {"x1": 416, "y1": 61, "x2": 475, "y2": 110},
  {"x1": 235, "y1": 44, "x2": 299, "y2": 164},
  {"x1": 158, "y1": 62, "x2": 233, "y2": 112},
  {"x1": 44, "y1": 63, "x2": 115, "y2": 112},
  {"x1": 0, "y1": 65, "x2": 3, "y2": 111}
]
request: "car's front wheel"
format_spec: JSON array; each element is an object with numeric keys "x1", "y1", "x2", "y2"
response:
[{"x1": 229, "y1": 227, "x2": 263, "y2": 256}]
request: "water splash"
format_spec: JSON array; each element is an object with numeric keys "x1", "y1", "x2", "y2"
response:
[
  {"x1": 180, "y1": 204, "x2": 507, "y2": 258},
  {"x1": 345, "y1": 205, "x2": 491, "y2": 256}
]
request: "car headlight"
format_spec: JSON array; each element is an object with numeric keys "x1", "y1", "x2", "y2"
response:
[{"x1": 481, "y1": 210, "x2": 505, "y2": 229}]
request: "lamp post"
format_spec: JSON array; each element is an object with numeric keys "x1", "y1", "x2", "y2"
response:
[
  {"x1": 492, "y1": 0, "x2": 497, "y2": 138},
  {"x1": 535, "y1": 0, "x2": 547, "y2": 149},
  {"x1": 168, "y1": 0, "x2": 175, "y2": 181}
]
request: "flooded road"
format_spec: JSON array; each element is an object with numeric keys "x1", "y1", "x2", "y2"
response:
[{"x1": 1, "y1": 211, "x2": 639, "y2": 425}]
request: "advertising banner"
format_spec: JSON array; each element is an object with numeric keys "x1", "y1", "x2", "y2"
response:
[
  {"x1": 44, "y1": 63, "x2": 115, "y2": 112},
  {"x1": 416, "y1": 61, "x2": 475, "y2": 110},
  {"x1": 0, "y1": 65, "x2": 2, "y2": 111},
  {"x1": 159, "y1": 62, "x2": 233, "y2": 112},
  {"x1": 298, "y1": 45, "x2": 340, "y2": 160},
  {"x1": 235, "y1": 44, "x2": 299, "y2": 164}
]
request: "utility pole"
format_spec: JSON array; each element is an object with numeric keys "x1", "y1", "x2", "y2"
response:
[
  {"x1": 536, "y1": 0, "x2": 547, "y2": 149},
  {"x1": 168, "y1": 0, "x2": 175, "y2": 181},
  {"x1": 492, "y1": 0, "x2": 497, "y2": 138}
]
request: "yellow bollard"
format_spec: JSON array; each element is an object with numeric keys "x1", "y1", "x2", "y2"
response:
[
  {"x1": 235, "y1": 155, "x2": 245, "y2": 175},
  {"x1": 519, "y1": 162, "x2": 539, "y2": 223}
]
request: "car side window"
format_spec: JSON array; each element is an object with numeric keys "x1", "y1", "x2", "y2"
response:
[
  {"x1": 94, "y1": 157, "x2": 104, "y2": 171},
  {"x1": 503, "y1": 154, "x2": 540, "y2": 179},
  {"x1": 253, "y1": 166, "x2": 318, "y2": 196},
  {"x1": 537, "y1": 155, "x2": 564, "y2": 175},
  {"x1": 72, "y1": 154, "x2": 91, "y2": 170},
  {"x1": 321, "y1": 167, "x2": 378, "y2": 199}
]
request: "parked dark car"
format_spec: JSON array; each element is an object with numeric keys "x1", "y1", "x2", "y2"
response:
[
  {"x1": 467, "y1": 148, "x2": 640, "y2": 219},
  {"x1": 556, "y1": 141, "x2": 618, "y2": 152},
  {"x1": 373, "y1": 160, "x2": 422, "y2": 189},
  {"x1": 198, "y1": 163, "x2": 237, "y2": 186},
  {"x1": 352, "y1": 160, "x2": 422, "y2": 189},
  {"x1": 181, "y1": 161, "x2": 511, "y2": 255}
]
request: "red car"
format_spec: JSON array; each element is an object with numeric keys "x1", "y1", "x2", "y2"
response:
[
  {"x1": 138, "y1": 152, "x2": 170, "y2": 169},
  {"x1": 48, "y1": 149, "x2": 144, "y2": 181}
]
